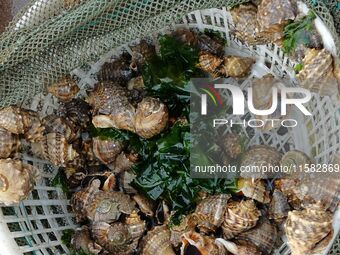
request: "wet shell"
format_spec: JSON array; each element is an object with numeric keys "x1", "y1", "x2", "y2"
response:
[
  {"x1": 31, "y1": 133, "x2": 79, "y2": 167},
  {"x1": 240, "y1": 145, "x2": 282, "y2": 179},
  {"x1": 274, "y1": 179, "x2": 302, "y2": 210},
  {"x1": 141, "y1": 225, "x2": 176, "y2": 255},
  {"x1": 135, "y1": 97, "x2": 168, "y2": 139},
  {"x1": 220, "y1": 56, "x2": 254, "y2": 78},
  {"x1": 0, "y1": 159, "x2": 39, "y2": 205},
  {"x1": 70, "y1": 179, "x2": 101, "y2": 222},
  {"x1": 172, "y1": 28, "x2": 198, "y2": 46},
  {"x1": 230, "y1": 4, "x2": 273, "y2": 45},
  {"x1": 109, "y1": 152, "x2": 138, "y2": 174},
  {"x1": 237, "y1": 178, "x2": 271, "y2": 204},
  {"x1": 43, "y1": 115, "x2": 78, "y2": 142},
  {"x1": 59, "y1": 98, "x2": 91, "y2": 129},
  {"x1": 197, "y1": 34, "x2": 224, "y2": 56},
  {"x1": 128, "y1": 76, "x2": 145, "y2": 90},
  {"x1": 0, "y1": 106, "x2": 44, "y2": 142},
  {"x1": 257, "y1": 0, "x2": 296, "y2": 33},
  {"x1": 71, "y1": 226, "x2": 102, "y2": 255},
  {"x1": 86, "y1": 190, "x2": 135, "y2": 223},
  {"x1": 280, "y1": 150, "x2": 312, "y2": 174},
  {"x1": 170, "y1": 214, "x2": 197, "y2": 247},
  {"x1": 180, "y1": 231, "x2": 227, "y2": 255},
  {"x1": 125, "y1": 210, "x2": 146, "y2": 240},
  {"x1": 120, "y1": 170, "x2": 137, "y2": 194},
  {"x1": 87, "y1": 82, "x2": 133, "y2": 114},
  {"x1": 197, "y1": 52, "x2": 223, "y2": 77},
  {"x1": 92, "y1": 138, "x2": 124, "y2": 165},
  {"x1": 237, "y1": 218, "x2": 278, "y2": 254},
  {"x1": 132, "y1": 194, "x2": 155, "y2": 217},
  {"x1": 297, "y1": 49, "x2": 339, "y2": 96},
  {"x1": 268, "y1": 189, "x2": 290, "y2": 221},
  {"x1": 222, "y1": 200, "x2": 261, "y2": 239},
  {"x1": 194, "y1": 194, "x2": 230, "y2": 234},
  {"x1": 47, "y1": 76, "x2": 80, "y2": 102},
  {"x1": 285, "y1": 205, "x2": 333, "y2": 255},
  {"x1": 216, "y1": 239, "x2": 262, "y2": 255},
  {"x1": 0, "y1": 129, "x2": 20, "y2": 158},
  {"x1": 97, "y1": 53, "x2": 134, "y2": 84},
  {"x1": 92, "y1": 221, "x2": 133, "y2": 254},
  {"x1": 222, "y1": 133, "x2": 242, "y2": 159},
  {"x1": 130, "y1": 40, "x2": 156, "y2": 66}
]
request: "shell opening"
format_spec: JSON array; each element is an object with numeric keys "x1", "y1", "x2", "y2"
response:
[{"x1": 0, "y1": 174, "x2": 9, "y2": 192}]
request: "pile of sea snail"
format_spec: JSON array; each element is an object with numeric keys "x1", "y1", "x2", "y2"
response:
[{"x1": 0, "y1": 0, "x2": 340, "y2": 254}]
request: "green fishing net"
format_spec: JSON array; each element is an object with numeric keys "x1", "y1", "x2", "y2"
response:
[{"x1": 0, "y1": 0, "x2": 338, "y2": 107}]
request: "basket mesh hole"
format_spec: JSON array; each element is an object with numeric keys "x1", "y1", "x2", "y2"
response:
[
  {"x1": 35, "y1": 206, "x2": 44, "y2": 215},
  {"x1": 47, "y1": 190, "x2": 59, "y2": 199},
  {"x1": 56, "y1": 217, "x2": 67, "y2": 227},
  {"x1": 55, "y1": 245, "x2": 66, "y2": 253},
  {"x1": 1, "y1": 206, "x2": 16, "y2": 215},
  {"x1": 30, "y1": 220, "x2": 38, "y2": 230},
  {"x1": 37, "y1": 233, "x2": 45, "y2": 243},
  {"x1": 46, "y1": 247, "x2": 54, "y2": 255},
  {"x1": 49, "y1": 205, "x2": 64, "y2": 214},
  {"x1": 40, "y1": 219, "x2": 51, "y2": 229},
  {"x1": 7, "y1": 222, "x2": 22, "y2": 232},
  {"x1": 15, "y1": 237, "x2": 29, "y2": 246},
  {"x1": 24, "y1": 206, "x2": 33, "y2": 215},
  {"x1": 31, "y1": 190, "x2": 39, "y2": 200},
  {"x1": 47, "y1": 232, "x2": 57, "y2": 241}
]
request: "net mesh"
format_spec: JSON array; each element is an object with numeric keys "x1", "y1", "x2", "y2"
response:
[{"x1": 0, "y1": 0, "x2": 338, "y2": 107}]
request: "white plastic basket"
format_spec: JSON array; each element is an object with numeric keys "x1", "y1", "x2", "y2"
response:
[{"x1": 0, "y1": 4, "x2": 339, "y2": 255}]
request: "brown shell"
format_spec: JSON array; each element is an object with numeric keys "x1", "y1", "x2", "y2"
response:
[
  {"x1": 274, "y1": 179, "x2": 302, "y2": 210},
  {"x1": 59, "y1": 98, "x2": 91, "y2": 129},
  {"x1": 71, "y1": 226, "x2": 102, "y2": 255},
  {"x1": 240, "y1": 145, "x2": 282, "y2": 179},
  {"x1": 64, "y1": 0, "x2": 81, "y2": 9},
  {"x1": 222, "y1": 200, "x2": 261, "y2": 239},
  {"x1": 180, "y1": 231, "x2": 227, "y2": 255},
  {"x1": 131, "y1": 40, "x2": 156, "y2": 65},
  {"x1": 0, "y1": 106, "x2": 44, "y2": 142},
  {"x1": 222, "y1": 133, "x2": 242, "y2": 159},
  {"x1": 120, "y1": 170, "x2": 137, "y2": 194},
  {"x1": 172, "y1": 28, "x2": 198, "y2": 46},
  {"x1": 237, "y1": 218, "x2": 278, "y2": 254},
  {"x1": 297, "y1": 49, "x2": 339, "y2": 96},
  {"x1": 237, "y1": 179, "x2": 271, "y2": 204},
  {"x1": 269, "y1": 189, "x2": 290, "y2": 221},
  {"x1": 285, "y1": 205, "x2": 333, "y2": 255},
  {"x1": 132, "y1": 194, "x2": 155, "y2": 217},
  {"x1": 220, "y1": 56, "x2": 254, "y2": 78},
  {"x1": 92, "y1": 137, "x2": 124, "y2": 165},
  {"x1": 170, "y1": 214, "x2": 197, "y2": 247},
  {"x1": 197, "y1": 52, "x2": 223, "y2": 77},
  {"x1": 280, "y1": 150, "x2": 312, "y2": 174},
  {"x1": 70, "y1": 179, "x2": 101, "y2": 223},
  {"x1": 86, "y1": 190, "x2": 135, "y2": 223},
  {"x1": 257, "y1": 0, "x2": 296, "y2": 33},
  {"x1": 197, "y1": 34, "x2": 225, "y2": 56},
  {"x1": 47, "y1": 76, "x2": 80, "y2": 102},
  {"x1": 230, "y1": 4, "x2": 280, "y2": 45},
  {"x1": 109, "y1": 152, "x2": 138, "y2": 174},
  {"x1": 125, "y1": 210, "x2": 146, "y2": 240},
  {"x1": 97, "y1": 54, "x2": 133, "y2": 84},
  {"x1": 141, "y1": 225, "x2": 176, "y2": 255},
  {"x1": 92, "y1": 221, "x2": 134, "y2": 254},
  {"x1": 0, "y1": 129, "x2": 20, "y2": 158},
  {"x1": 216, "y1": 239, "x2": 262, "y2": 255},
  {"x1": 31, "y1": 133, "x2": 79, "y2": 167},
  {"x1": 194, "y1": 194, "x2": 230, "y2": 234},
  {"x1": 128, "y1": 76, "x2": 145, "y2": 90},
  {"x1": 135, "y1": 97, "x2": 168, "y2": 139},
  {"x1": 43, "y1": 115, "x2": 78, "y2": 142},
  {"x1": 0, "y1": 159, "x2": 39, "y2": 205}
]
